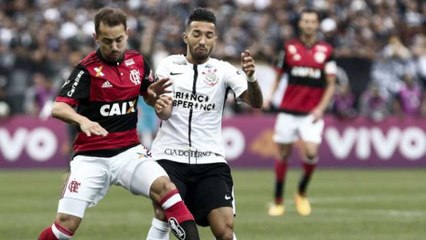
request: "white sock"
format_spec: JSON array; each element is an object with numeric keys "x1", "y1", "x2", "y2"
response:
[{"x1": 146, "y1": 217, "x2": 170, "y2": 240}]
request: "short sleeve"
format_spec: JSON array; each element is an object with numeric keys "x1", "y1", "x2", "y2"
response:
[{"x1": 222, "y1": 62, "x2": 247, "y2": 99}]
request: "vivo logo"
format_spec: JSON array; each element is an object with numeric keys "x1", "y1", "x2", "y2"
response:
[
  {"x1": 0, "y1": 127, "x2": 58, "y2": 162},
  {"x1": 325, "y1": 127, "x2": 425, "y2": 161}
]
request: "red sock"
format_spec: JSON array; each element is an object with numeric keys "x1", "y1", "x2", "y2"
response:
[
  {"x1": 275, "y1": 160, "x2": 288, "y2": 182},
  {"x1": 298, "y1": 162, "x2": 317, "y2": 195},
  {"x1": 38, "y1": 222, "x2": 73, "y2": 240},
  {"x1": 159, "y1": 189, "x2": 194, "y2": 224},
  {"x1": 302, "y1": 162, "x2": 316, "y2": 177},
  {"x1": 274, "y1": 160, "x2": 288, "y2": 204},
  {"x1": 38, "y1": 226, "x2": 58, "y2": 240}
]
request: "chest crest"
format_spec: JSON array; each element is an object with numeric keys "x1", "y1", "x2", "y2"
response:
[
  {"x1": 202, "y1": 68, "x2": 218, "y2": 86},
  {"x1": 129, "y1": 69, "x2": 141, "y2": 85}
]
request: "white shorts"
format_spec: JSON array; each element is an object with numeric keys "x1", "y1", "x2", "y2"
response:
[
  {"x1": 58, "y1": 145, "x2": 168, "y2": 218},
  {"x1": 273, "y1": 113, "x2": 324, "y2": 144}
]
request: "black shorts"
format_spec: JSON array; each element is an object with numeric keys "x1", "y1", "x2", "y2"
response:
[{"x1": 157, "y1": 160, "x2": 235, "y2": 226}]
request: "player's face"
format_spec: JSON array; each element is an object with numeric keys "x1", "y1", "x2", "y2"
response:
[
  {"x1": 299, "y1": 13, "x2": 319, "y2": 37},
  {"x1": 184, "y1": 21, "x2": 217, "y2": 64},
  {"x1": 95, "y1": 22, "x2": 128, "y2": 62}
]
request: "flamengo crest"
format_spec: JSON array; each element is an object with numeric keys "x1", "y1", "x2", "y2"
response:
[{"x1": 129, "y1": 69, "x2": 141, "y2": 85}]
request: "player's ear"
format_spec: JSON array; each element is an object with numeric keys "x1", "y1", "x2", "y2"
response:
[{"x1": 182, "y1": 32, "x2": 187, "y2": 44}]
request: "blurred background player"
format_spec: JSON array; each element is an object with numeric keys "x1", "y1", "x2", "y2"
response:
[
  {"x1": 37, "y1": 7, "x2": 200, "y2": 240},
  {"x1": 146, "y1": 7, "x2": 263, "y2": 240},
  {"x1": 265, "y1": 8, "x2": 337, "y2": 217}
]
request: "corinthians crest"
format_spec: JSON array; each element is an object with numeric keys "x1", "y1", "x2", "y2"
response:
[
  {"x1": 129, "y1": 69, "x2": 141, "y2": 85},
  {"x1": 202, "y1": 68, "x2": 218, "y2": 86}
]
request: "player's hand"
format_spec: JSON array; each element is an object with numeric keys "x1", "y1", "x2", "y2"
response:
[
  {"x1": 262, "y1": 98, "x2": 272, "y2": 110},
  {"x1": 310, "y1": 108, "x2": 324, "y2": 123},
  {"x1": 79, "y1": 119, "x2": 108, "y2": 137},
  {"x1": 148, "y1": 78, "x2": 173, "y2": 99},
  {"x1": 155, "y1": 95, "x2": 173, "y2": 114},
  {"x1": 241, "y1": 50, "x2": 255, "y2": 78}
]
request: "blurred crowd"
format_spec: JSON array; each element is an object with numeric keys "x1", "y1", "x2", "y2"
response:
[{"x1": 0, "y1": 0, "x2": 425, "y2": 121}]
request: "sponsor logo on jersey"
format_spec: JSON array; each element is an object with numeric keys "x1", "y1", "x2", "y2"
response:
[
  {"x1": 124, "y1": 58, "x2": 135, "y2": 66},
  {"x1": 129, "y1": 69, "x2": 141, "y2": 85},
  {"x1": 168, "y1": 218, "x2": 186, "y2": 240},
  {"x1": 94, "y1": 66, "x2": 105, "y2": 77},
  {"x1": 173, "y1": 91, "x2": 216, "y2": 111},
  {"x1": 202, "y1": 68, "x2": 218, "y2": 86},
  {"x1": 291, "y1": 66, "x2": 322, "y2": 79},
  {"x1": 164, "y1": 148, "x2": 213, "y2": 158},
  {"x1": 101, "y1": 80, "x2": 113, "y2": 88},
  {"x1": 66, "y1": 70, "x2": 84, "y2": 97},
  {"x1": 68, "y1": 180, "x2": 81, "y2": 193},
  {"x1": 100, "y1": 100, "x2": 136, "y2": 116}
]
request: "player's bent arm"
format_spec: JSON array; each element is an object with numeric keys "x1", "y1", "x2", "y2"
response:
[
  {"x1": 51, "y1": 101, "x2": 89, "y2": 126},
  {"x1": 51, "y1": 101, "x2": 108, "y2": 137},
  {"x1": 240, "y1": 78, "x2": 263, "y2": 109}
]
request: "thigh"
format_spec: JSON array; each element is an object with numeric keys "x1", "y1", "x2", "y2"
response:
[
  {"x1": 273, "y1": 113, "x2": 298, "y2": 144},
  {"x1": 298, "y1": 115, "x2": 324, "y2": 144},
  {"x1": 191, "y1": 164, "x2": 234, "y2": 227},
  {"x1": 114, "y1": 145, "x2": 168, "y2": 197},
  {"x1": 62, "y1": 155, "x2": 110, "y2": 207},
  {"x1": 157, "y1": 160, "x2": 190, "y2": 198}
]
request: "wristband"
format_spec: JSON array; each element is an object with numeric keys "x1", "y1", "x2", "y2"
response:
[{"x1": 247, "y1": 74, "x2": 257, "y2": 83}]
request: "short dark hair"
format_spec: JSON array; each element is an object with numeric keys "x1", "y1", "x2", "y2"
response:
[
  {"x1": 94, "y1": 7, "x2": 127, "y2": 34},
  {"x1": 299, "y1": 8, "x2": 321, "y2": 21},
  {"x1": 186, "y1": 7, "x2": 216, "y2": 27}
]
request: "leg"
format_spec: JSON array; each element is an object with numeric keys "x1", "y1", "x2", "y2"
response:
[
  {"x1": 147, "y1": 202, "x2": 170, "y2": 240},
  {"x1": 268, "y1": 143, "x2": 293, "y2": 216},
  {"x1": 269, "y1": 113, "x2": 298, "y2": 216},
  {"x1": 295, "y1": 116, "x2": 324, "y2": 216},
  {"x1": 128, "y1": 161, "x2": 199, "y2": 240},
  {"x1": 207, "y1": 207, "x2": 235, "y2": 240},
  {"x1": 298, "y1": 141, "x2": 319, "y2": 196},
  {"x1": 38, "y1": 198, "x2": 89, "y2": 240}
]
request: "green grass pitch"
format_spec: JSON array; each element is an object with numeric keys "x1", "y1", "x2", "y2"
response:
[{"x1": 1, "y1": 168, "x2": 425, "y2": 239}]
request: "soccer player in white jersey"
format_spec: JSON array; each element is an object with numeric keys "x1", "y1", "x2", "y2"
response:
[{"x1": 146, "y1": 7, "x2": 263, "y2": 240}]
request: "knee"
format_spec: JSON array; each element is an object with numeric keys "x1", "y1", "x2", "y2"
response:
[
  {"x1": 214, "y1": 226, "x2": 234, "y2": 240},
  {"x1": 150, "y1": 176, "x2": 176, "y2": 203},
  {"x1": 55, "y1": 213, "x2": 81, "y2": 233}
]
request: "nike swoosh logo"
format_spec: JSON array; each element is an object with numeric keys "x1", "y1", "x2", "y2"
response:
[
  {"x1": 170, "y1": 72, "x2": 183, "y2": 75},
  {"x1": 225, "y1": 195, "x2": 232, "y2": 200}
]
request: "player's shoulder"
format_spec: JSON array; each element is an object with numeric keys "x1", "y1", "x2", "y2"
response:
[
  {"x1": 79, "y1": 51, "x2": 100, "y2": 67},
  {"x1": 125, "y1": 49, "x2": 144, "y2": 59},
  {"x1": 206, "y1": 57, "x2": 232, "y2": 68},
  {"x1": 160, "y1": 54, "x2": 187, "y2": 65},
  {"x1": 315, "y1": 40, "x2": 333, "y2": 49}
]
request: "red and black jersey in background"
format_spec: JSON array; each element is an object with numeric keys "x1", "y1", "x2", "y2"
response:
[
  {"x1": 275, "y1": 38, "x2": 336, "y2": 115},
  {"x1": 56, "y1": 49, "x2": 154, "y2": 156}
]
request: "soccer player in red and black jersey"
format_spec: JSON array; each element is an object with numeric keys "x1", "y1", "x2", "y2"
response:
[
  {"x1": 37, "y1": 7, "x2": 199, "y2": 240},
  {"x1": 266, "y1": 8, "x2": 337, "y2": 217}
]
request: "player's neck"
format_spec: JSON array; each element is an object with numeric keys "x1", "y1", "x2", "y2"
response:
[
  {"x1": 186, "y1": 55, "x2": 209, "y2": 65},
  {"x1": 300, "y1": 34, "x2": 317, "y2": 47}
]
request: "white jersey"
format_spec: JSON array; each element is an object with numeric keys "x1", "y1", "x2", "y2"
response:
[{"x1": 151, "y1": 54, "x2": 248, "y2": 164}]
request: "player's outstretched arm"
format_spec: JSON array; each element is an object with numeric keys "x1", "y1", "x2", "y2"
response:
[{"x1": 239, "y1": 49, "x2": 263, "y2": 108}]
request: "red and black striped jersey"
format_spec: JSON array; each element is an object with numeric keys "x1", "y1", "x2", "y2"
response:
[
  {"x1": 56, "y1": 49, "x2": 154, "y2": 156},
  {"x1": 275, "y1": 38, "x2": 336, "y2": 115}
]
